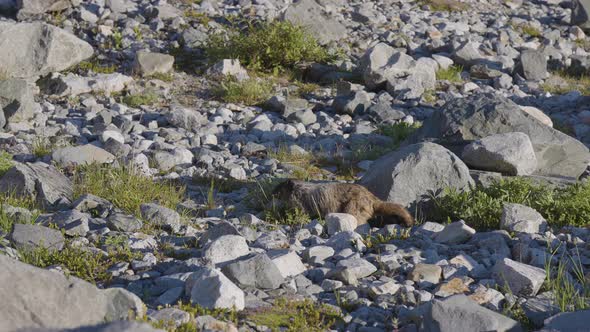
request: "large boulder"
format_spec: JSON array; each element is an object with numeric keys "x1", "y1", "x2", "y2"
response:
[
  {"x1": 52, "y1": 145, "x2": 115, "y2": 166},
  {"x1": 0, "y1": 162, "x2": 73, "y2": 210},
  {"x1": 360, "y1": 142, "x2": 474, "y2": 210},
  {"x1": 221, "y1": 253, "x2": 285, "y2": 289},
  {"x1": 133, "y1": 51, "x2": 175, "y2": 77},
  {"x1": 492, "y1": 258, "x2": 545, "y2": 297},
  {"x1": 16, "y1": 0, "x2": 72, "y2": 20},
  {"x1": 0, "y1": 254, "x2": 145, "y2": 331},
  {"x1": 572, "y1": 0, "x2": 590, "y2": 32},
  {"x1": 540, "y1": 310, "x2": 590, "y2": 332},
  {"x1": 0, "y1": 79, "x2": 41, "y2": 128},
  {"x1": 0, "y1": 22, "x2": 93, "y2": 79},
  {"x1": 461, "y1": 132, "x2": 537, "y2": 176},
  {"x1": 282, "y1": 0, "x2": 346, "y2": 44},
  {"x1": 411, "y1": 294, "x2": 523, "y2": 332},
  {"x1": 41, "y1": 73, "x2": 133, "y2": 97},
  {"x1": 184, "y1": 267, "x2": 245, "y2": 310},
  {"x1": 9, "y1": 223, "x2": 65, "y2": 250},
  {"x1": 407, "y1": 93, "x2": 590, "y2": 179}
]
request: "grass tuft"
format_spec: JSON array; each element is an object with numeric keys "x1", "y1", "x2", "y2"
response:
[
  {"x1": 541, "y1": 71, "x2": 590, "y2": 96},
  {"x1": 207, "y1": 20, "x2": 335, "y2": 74},
  {"x1": 432, "y1": 178, "x2": 590, "y2": 230},
  {"x1": 436, "y1": 65, "x2": 464, "y2": 83},
  {"x1": 212, "y1": 77, "x2": 273, "y2": 105},
  {"x1": 419, "y1": 0, "x2": 469, "y2": 11},
  {"x1": 247, "y1": 298, "x2": 341, "y2": 331},
  {"x1": 73, "y1": 164, "x2": 185, "y2": 218},
  {"x1": 121, "y1": 92, "x2": 159, "y2": 108},
  {"x1": 0, "y1": 151, "x2": 12, "y2": 177}
]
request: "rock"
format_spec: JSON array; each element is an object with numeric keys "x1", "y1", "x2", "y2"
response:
[
  {"x1": 52, "y1": 145, "x2": 115, "y2": 166},
  {"x1": 42, "y1": 210, "x2": 89, "y2": 237},
  {"x1": 303, "y1": 245, "x2": 335, "y2": 264},
  {"x1": 140, "y1": 203, "x2": 182, "y2": 233},
  {"x1": 194, "y1": 316, "x2": 238, "y2": 332},
  {"x1": 492, "y1": 258, "x2": 545, "y2": 296},
  {"x1": 42, "y1": 73, "x2": 134, "y2": 97},
  {"x1": 268, "y1": 250, "x2": 306, "y2": 278},
  {"x1": 151, "y1": 147, "x2": 193, "y2": 171},
  {"x1": 360, "y1": 43, "x2": 412, "y2": 90},
  {"x1": 408, "y1": 93, "x2": 590, "y2": 179},
  {"x1": 409, "y1": 263, "x2": 442, "y2": 285},
  {"x1": 517, "y1": 50, "x2": 547, "y2": 81},
  {"x1": 326, "y1": 213, "x2": 358, "y2": 235},
  {"x1": 165, "y1": 106, "x2": 208, "y2": 131},
  {"x1": 72, "y1": 194, "x2": 113, "y2": 219},
  {"x1": 107, "y1": 213, "x2": 142, "y2": 232},
  {"x1": 519, "y1": 106, "x2": 553, "y2": 127},
  {"x1": 434, "y1": 220, "x2": 476, "y2": 245},
  {"x1": 368, "y1": 280, "x2": 401, "y2": 298},
  {"x1": 332, "y1": 90, "x2": 372, "y2": 115},
  {"x1": 540, "y1": 310, "x2": 590, "y2": 331},
  {"x1": 16, "y1": 0, "x2": 72, "y2": 20},
  {"x1": 206, "y1": 59, "x2": 249, "y2": 82},
  {"x1": 133, "y1": 51, "x2": 174, "y2": 76},
  {"x1": 9, "y1": 223, "x2": 65, "y2": 250},
  {"x1": 336, "y1": 255, "x2": 377, "y2": 279},
  {"x1": 0, "y1": 254, "x2": 145, "y2": 331},
  {"x1": 265, "y1": 95, "x2": 310, "y2": 118},
  {"x1": 434, "y1": 277, "x2": 471, "y2": 297},
  {"x1": 452, "y1": 41, "x2": 485, "y2": 67},
  {"x1": 500, "y1": 204, "x2": 547, "y2": 234},
  {"x1": 0, "y1": 162, "x2": 73, "y2": 210},
  {"x1": 413, "y1": 294, "x2": 522, "y2": 332},
  {"x1": 461, "y1": 132, "x2": 537, "y2": 176},
  {"x1": 572, "y1": 0, "x2": 590, "y2": 32},
  {"x1": 360, "y1": 143, "x2": 474, "y2": 210},
  {"x1": 203, "y1": 234, "x2": 249, "y2": 265},
  {"x1": 184, "y1": 267, "x2": 245, "y2": 310},
  {"x1": 282, "y1": 0, "x2": 346, "y2": 44},
  {"x1": 222, "y1": 253, "x2": 285, "y2": 289},
  {"x1": 521, "y1": 293, "x2": 560, "y2": 326},
  {"x1": 0, "y1": 79, "x2": 40, "y2": 127},
  {"x1": 149, "y1": 308, "x2": 190, "y2": 327},
  {"x1": 0, "y1": 22, "x2": 93, "y2": 79}
]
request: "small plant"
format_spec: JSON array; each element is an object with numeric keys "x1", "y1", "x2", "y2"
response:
[
  {"x1": 206, "y1": 179, "x2": 216, "y2": 210},
  {"x1": 0, "y1": 193, "x2": 39, "y2": 233},
  {"x1": 76, "y1": 59, "x2": 118, "y2": 74},
  {"x1": 0, "y1": 151, "x2": 12, "y2": 177},
  {"x1": 133, "y1": 26, "x2": 143, "y2": 41},
  {"x1": 73, "y1": 163, "x2": 185, "y2": 218},
  {"x1": 432, "y1": 178, "x2": 590, "y2": 230},
  {"x1": 422, "y1": 89, "x2": 437, "y2": 104},
  {"x1": 364, "y1": 228, "x2": 411, "y2": 249},
  {"x1": 378, "y1": 122, "x2": 421, "y2": 144},
  {"x1": 518, "y1": 24, "x2": 542, "y2": 38},
  {"x1": 247, "y1": 298, "x2": 341, "y2": 331},
  {"x1": 32, "y1": 137, "x2": 54, "y2": 158},
  {"x1": 147, "y1": 72, "x2": 174, "y2": 82},
  {"x1": 121, "y1": 91, "x2": 159, "y2": 107},
  {"x1": 112, "y1": 30, "x2": 123, "y2": 50},
  {"x1": 419, "y1": 0, "x2": 469, "y2": 12},
  {"x1": 541, "y1": 71, "x2": 590, "y2": 96},
  {"x1": 207, "y1": 20, "x2": 335, "y2": 73},
  {"x1": 435, "y1": 65, "x2": 464, "y2": 83},
  {"x1": 212, "y1": 77, "x2": 273, "y2": 106},
  {"x1": 184, "y1": 9, "x2": 211, "y2": 25},
  {"x1": 544, "y1": 244, "x2": 589, "y2": 312}
]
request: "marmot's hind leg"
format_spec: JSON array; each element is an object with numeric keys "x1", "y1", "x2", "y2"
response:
[{"x1": 372, "y1": 201, "x2": 414, "y2": 227}]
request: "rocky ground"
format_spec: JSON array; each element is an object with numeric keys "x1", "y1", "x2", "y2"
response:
[{"x1": 1, "y1": 0, "x2": 590, "y2": 331}]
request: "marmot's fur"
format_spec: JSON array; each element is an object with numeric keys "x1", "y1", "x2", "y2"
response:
[{"x1": 272, "y1": 180, "x2": 414, "y2": 227}]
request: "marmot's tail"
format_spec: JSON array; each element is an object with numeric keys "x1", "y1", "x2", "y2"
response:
[{"x1": 372, "y1": 201, "x2": 414, "y2": 227}]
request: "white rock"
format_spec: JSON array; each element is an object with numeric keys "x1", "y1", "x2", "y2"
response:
[
  {"x1": 492, "y1": 258, "x2": 545, "y2": 296},
  {"x1": 185, "y1": 268, "x2": 245, "y2": 310},
  {"x1": 269, "y1": 250, "x2": 306, "y2": 278},
  {"x1": 501, "y1": 203, "x2": 547, "y2": 234},
  {"x1": 434, "y1": 220, "x2": 476, "y2": 245},
  {"x1": 203, "y1": 235, "x2": 249, "y2": 265},
  {"x1": 326, "y1": 213, "x2": 358, "y2": 235}
]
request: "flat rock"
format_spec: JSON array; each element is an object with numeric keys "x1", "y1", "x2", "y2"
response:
[
  {"x1": 203, "y1": 234, "x2": 249, "y2": 265},
  {"x1": 434, "y1": 220, "x2": 476, "y2": 245},
  {"x1": 52, "y1": 145, "x2": 115, "y2": 166},
  {"x1": 9, "y1": 223, "x2": 65, "y2": 250},
  {"x1": 282, "y1": 0, "x2": 346, "y2": 44},
  {"x1": 184, "y1": 267, "x2": 245, "y2": 310},
  {"x1": 492, "y1": 258, "x2": 545, "y2": 296},
  {"x1": 501, "y1": 203, "x2": 547, "y2": 234},
  {"x1": 222, "y1": 253, "x2": 285, "y2": 289},
  {"x1": 133, "y1": 51, "x2": 174, "y2": 76}
]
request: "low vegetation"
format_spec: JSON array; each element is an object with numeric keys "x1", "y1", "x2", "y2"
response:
[
  {"x1": 212, "y1": 77, "x2": 274, "y2": 105},
  {"x1": 435, "y1": 65, "x2": 464, "y2": 83},
  {"x1": 432, "y1": 178, "x2": 590, "y2": 230},
  {"x1": 0, "y1": 151, "x2": 12, "y2": 177},
  {"x1": 541, "y1": 71, "x2": 590, "y2": 96},
  {"x1": 207, "y1": 20, "x2": 336, "y2": 74},
  {"x1": 0, "y1": 193, "x2": 38, "y2": 234},
  {"x1": 544, "y1": 245, "x2": 589, "y2": 313},
  {"x1": 419, "y1": 0, "x2": 469, "y2": 12},
  {"x1": 246, "y1": 298, "x2": 341, "y2": 331},
  {"x1": 121, "y1": 91, "x2": 159, "y2": 108},
  {"x1": 73, "y1": 164, "x2": 185, "y2": 218},
  {"x1": 75, "y1": 59, "x2": 118, "y2": 74}
]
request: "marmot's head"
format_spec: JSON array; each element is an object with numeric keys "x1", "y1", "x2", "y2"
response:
[{"x1": 272, "y1": 179, "x2": 296, "y2": 200}]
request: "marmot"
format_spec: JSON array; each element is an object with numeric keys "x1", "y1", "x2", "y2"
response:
[{"x1": 272, "y1": 179, "x2": 414, "y2": 227}]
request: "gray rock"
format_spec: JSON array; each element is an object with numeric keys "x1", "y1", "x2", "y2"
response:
[
  {"x1": 206, "y1": 59, "x2": 249, "y2": 82},
  {"x1": 0, "y1": 162, "x2": 73, "y2": 210},
  {"x1": 326, "y1": 213, "x2": 358, "y2": 235},
  {"x1": 336, "y1": 254, "x2": 377, "y2": 279},
  {"x1": 42, "y1": 210, "x2": 89, "y2": 236},
  {"x1": 43, "y1": 73, "x2": 133, "y2": 97},
  {"x1": 452, "y1": 41, "x2": 486, "y2": 67},
  {"x1": 332, "y1": 90, "x2": 372, "y2": 115},
  {"x1": 140, "y1": 203, "x2": 182, "y2": 233},
  {"x1": 203, "y1": 234, "x2": 249, "y2": 265},
  {"x1": 16, "y1": 0, "x2": 72, "y2": 20},
  {"x1": 9, "y1": 223, "x2": 65, "y2": 250},
  {"x1": 0, "y1": 254, "x2": 145, "y2": 331},
  {"x1": 540, "y1": 309, "x2": 590, "y2": 332},
  {"x1": 149, "y1": 308, "x2": 190, "y2": 327},
  {"x1": 222, "y1": 253, "x2": 285, "y2": 289},
  {"x1": 408, "y1": 94, "x2": 590, "y2": 179},
  {"x1": 434, "y1": 220, "x2": 476, "y2": 245},
  {"x1": 287, "y1": 109, "x2": 317, "y2": 125},
  {"x1": 52, "y1": 145, "x2": 115, "y2": 166},
  {"x1": 517, "y1": 50, "x2": 547, "y2": 81},
  {"x1": 0, "y1": 22, "x2": 93, "y2": 79},
  {"x1": 412, "y1": 294, "x2": 522, "y2": 332},
  {"x1": 151, "y1": 147, "x2": 193, "y2": 172},
  {"x1": 492, "y1": 258, "x2": 545, "y2": 296},
  {"x1": 360, "y1": 143, "x2": 474, "y2": 210},
  {"x1": 133, "y1": 51, "x2": 174, "y2": 77},
  {"x1": 37, "y1": 321, "x2": 164, "y2": 332},
  {"x1": 303, "y1": 245, "x2": 335, "y2": 264},
  {"x1": 107, "y1": 213, "x2": 142, "y2": 232},
  {"x1": 0, "y1": 79, "x2": 40, "y2": 127},
  {"x1": 282, "y1": 0, "x2": 346, "y2": 44},
  {"x1": 71, "y1": 194, "x2": 113, "y2": 219},
  {"x1": 184, "y1": 267, "x2": 245, "y2": 310},
  {"x1": 572, "y1": 0, "x2": 590, "y2": 32},
  {"x1": 265, "y1": 95, "x2": 309, "y2": 118},
  {"x1": 360, "y1": 43, "x2": 413, "y2": 90},
  {"x1": 165, "y1": 106, "x2": 208, "y2": 131},
  {"x1": 268, "y1": 250, "x2": 306, "y2": 278},
  {"x1": 461, "y1": 132, "x2": 537, "y2": 176},
  {"x1": 501, "y1": 204, "x2": 547, "y2": 234},
  {"x1": 521, "y1": 293, "x2": 560, "y2": 327},
  {"x1": 409, "y1": 263, "x2": 442, "y2": 285}
]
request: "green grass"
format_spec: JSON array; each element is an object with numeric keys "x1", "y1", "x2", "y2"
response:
[
  {"x1": 364, "y1": 229, "x2": 411, "y2": 249},
  {"x1": 0, "y1": 193, "x2": 39, "y2": 234},
  {"x1": 32, "y1": 137, "x2": 55, "y2": 158},
  {"x1": 419, "y1": 0, "x2": 469, "y2": 11},
  {"x1": 212, "y1": 77, "x2": 273, "y2": 105},
  {"x1": 0, "y1": 151, "x2": 12, "y2": 177},
  {"x1": 18, "y1": 241, "x2": 141, "y2": 284},
  {"x1": 518, "y1": 24, "x2": 542, "y2": 38},
  {"x1": 541, "y1": 71, "x2": 590, "y2": 96},
  {"x1": 436, "y1": 65, "x2": 463, "y2": 83},
  {"x1": 378, "y1": 122, "x2": 421, "y2": 143},
  {"x1": 247, "y1": 298, "x2": 340, "y2": 332},
  {"x1": 75, "y1": 59, "x2": 118, "y2": 74},
  {"x1": 206, "y1": 20, "x2": 335, "y2": 74},
  {"x1": 147, "y1": 72, "x2": 174, "y2": 82},
  {"x1": 544, "y1": 244, "x2": 589, "y2": 313},
  {"x1": 432, "y1": 178, "x2": 590, "y2": 230},
  {"x1": 73, "y1": 164, "x2": 185, "y2": 218},
  {"x1": 121, "y1": 92, "x2": 159, "y2": 108}
]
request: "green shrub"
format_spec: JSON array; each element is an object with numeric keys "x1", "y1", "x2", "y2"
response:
[
  {"x1": 212, "y1": 77, "x2": 273, "y2": 105},
  {"x1": 435, "y1": 65, "x2": 463, "y2": 83},
  {"x1": 207, "y1": 20, "x2": 335, "y2": 73},
  {"x1": 73, "y1": 164, "x2": 185, "y2": 218},
  {"x1": 432, "y1": 178, "x2": 590, "y2": 230},
  {"x1": 0, "y1": 151, "x2": 12, "y2": 177},
  {"x1": 247, "y1": 298, "x2": 341, "y2": 332}
]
